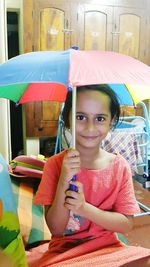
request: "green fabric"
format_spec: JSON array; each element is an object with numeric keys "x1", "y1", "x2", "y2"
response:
[
  {"x1": 0, "y1": 154, "x2": 27, "y2": 267},
  {"x1": 0, "y1": 83, "x2": 29, "y2": 102},
  {"x1": 4, "y1": 232, "x2": 27, "y2": 267},
  {"x1": 10, "y1": 159, "x2": 43, "y2": 171},
  {"x1": 117, "y1": 233, "x2": 128, "y2": 245}
]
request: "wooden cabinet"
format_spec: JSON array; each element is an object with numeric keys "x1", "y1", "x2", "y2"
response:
[
  {"x1": 113, "y1": 6, "x2": 147, "y2": 63},
  {"x1": 24, "y1": 0, "x2": 71, "y2": 137},
  {"x1": 25, "y1": 101, "x2": 62, "y2": 137},
  {"x1": 33, "y1": 0, "x2": 71, "y2": 51},
  {"x1": 76, "y1": 0, "x2": 148, "y2": 62},
  {"x1": 23, "y1": 0, "x2": 150, "y2": 137},
  {"x1": 76, "y1": 3, "x2": 113, "y2": 51}
]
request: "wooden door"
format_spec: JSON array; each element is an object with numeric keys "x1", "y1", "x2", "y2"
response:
[
  {"x1": 113, "y1": 2, "x2": 148, "y2": 116},
  {"x1": 25, "y1": 0, "x2": 70, "y2": 137},
  {"x1": 76, "y1": 3, "x2": 113, "y2": 51},
  {"x1": 24, "y1": 0, "x2": 149, "y2": 136},
  {"x1": 33, "y1": 0, "x2": 71, "y2": 51},
  {"x1": 113, "y1": 3, "x2": 147, "y2": 63},
  {"x1": 25, "y1": 101, "x2": 62, "y2": 137}
]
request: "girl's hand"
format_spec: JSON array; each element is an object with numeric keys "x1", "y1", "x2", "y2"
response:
[
  {"x1": 59, "y1": 149, "x2": 80, "y2": 185},
  {"x1": 64, "y1": 181, "x2": 86, "y2": 215}
]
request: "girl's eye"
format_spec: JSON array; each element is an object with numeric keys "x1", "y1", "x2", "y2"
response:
[
  {"x1": 96, "y1": 116, "x2": 105, "y2": 122},
  {"x1": 76, "y1": 115, "x2": 86, "y2": 121}
]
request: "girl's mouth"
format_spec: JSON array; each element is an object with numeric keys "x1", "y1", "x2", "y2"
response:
[{"x1": 81, "y1": 135, "x2": 98, "y2": 140}]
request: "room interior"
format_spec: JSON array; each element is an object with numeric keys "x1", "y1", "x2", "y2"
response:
[{"x1": 1, "y1": 0, "x2": 150, "y2": 265}]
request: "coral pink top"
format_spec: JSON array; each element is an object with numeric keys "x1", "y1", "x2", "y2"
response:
[
  {"x1": 34, "y1": 150, "x2": 140, "y2": 245},
  {"x1": 27, "y1": 151, "x2": 150, "y2": 267}
]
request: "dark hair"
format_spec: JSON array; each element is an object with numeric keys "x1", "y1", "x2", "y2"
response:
[{"x1": 62, "y1": 84, "x2": 120, "y2": 128}]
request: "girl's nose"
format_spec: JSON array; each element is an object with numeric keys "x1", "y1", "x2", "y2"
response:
[{"x1": 86, "y1": 121, "x2": 96, "y2": 131}]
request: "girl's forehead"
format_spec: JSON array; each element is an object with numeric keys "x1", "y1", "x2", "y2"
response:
[
  {"x1": 76, "y1": 90, "x2": 111, "y2": 113},
  {"x1": 77, "y1": 90, "x2": 110, "y2": 105}
]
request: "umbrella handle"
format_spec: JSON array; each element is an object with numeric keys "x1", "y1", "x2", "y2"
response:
[
  {"x1": 69, "y1": 175, "x2": 77, "y2": 192},
  {"x1": 68, "y1": 86, "x2": 77, "y2": 192}
]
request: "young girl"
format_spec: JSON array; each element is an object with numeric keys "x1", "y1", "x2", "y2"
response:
[{"x1": 27, "y1": 85, "x2": 150, "y2": 267}]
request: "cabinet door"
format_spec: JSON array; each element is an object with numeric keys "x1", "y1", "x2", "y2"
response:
[
  {"x1": 25, "y1": 0, "x2": 70, "y2": 137},
  {"x1": 25, "y1": 101, "x2": 62, "y2": 137},
  {"x1": 76, "y1": 3, "x2": 113, "y2": 50},
  {"x1": 113, "y1": 6, "x2": 147, "y2": 62},
  {"x1": 33, "y1": 0, "x2": 71, "y2": 51}
]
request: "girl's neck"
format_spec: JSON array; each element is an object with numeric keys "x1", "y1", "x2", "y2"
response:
[
  {"x1": 76, "y1": 145, "x2": 102, "y2": 168},
  {"x1": 77, "y1": 146, "x2": 115, "y2": 170}
]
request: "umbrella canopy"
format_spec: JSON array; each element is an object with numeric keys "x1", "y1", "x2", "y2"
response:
[
  {"x1": 1, "y1": 49, "x2": 150, "y2": 191},
  {"x1": 0, "y1": 49, "x2": 150, "y2": 105}
]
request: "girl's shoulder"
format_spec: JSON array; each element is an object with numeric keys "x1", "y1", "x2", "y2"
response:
[
  {"x1": 47, "y1": 149, "x2": 66, "y2": 162},
  {"x1": 105, "y1": 151, "x2": 130, "y2": 169},
  {"x1": 96, "y1": 150, "x2": 130, "y2": 172},
  {"x1": 45, "y1": 150, "x2": 66, "y2": 170}
]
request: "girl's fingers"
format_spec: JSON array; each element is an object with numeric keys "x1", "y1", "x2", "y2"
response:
[
  {"x1": 69, "y1": 181, "x2": 83, "y2": 193},
  {"x1": 66, "y1": 149, "x2": 80, "y2": 158},
  {"x1": 63, "y1": 158, "x2": 80, "y2": 170},
  {"x1": 65, "y1": 158, "x2": 80, "y2": 167},
  {"x1": 65, "y1": 196, "x2": 77, "y2": 205},
  {"x1": 65, "y1": 190, "x2": 78, "y2": 199}
]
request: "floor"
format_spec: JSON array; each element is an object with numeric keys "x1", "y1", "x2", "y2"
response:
[{"x1": 124, "y1": 179, "x2": 150, "y2": 249}]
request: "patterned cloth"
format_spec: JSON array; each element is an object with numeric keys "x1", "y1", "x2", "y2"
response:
[
  {"x1": 11, "y1": 176, "x2": 50, "y2": 247},
  {"x1": 26, "y1": 150, "x2": 150, "y2": 267},
  {"x1": 102, "y1": 127, "x2": 144, "y2": 175},
  {"x1": 62, "y1": 124, "x2": 146, "y2": 175}
]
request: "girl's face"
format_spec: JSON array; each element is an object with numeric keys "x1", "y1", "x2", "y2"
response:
[{"x1": 72, "y1": 90, "x2": 113, "y2": 149}]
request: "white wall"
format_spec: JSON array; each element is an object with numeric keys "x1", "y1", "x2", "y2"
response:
[
  {"x1": 0, "y1": 0, "x2": 11, "y2": 162},
  {"x1": 6, "y1": 0, "x2": 24, "y2": 54},
  {"x1": 0, "y1": 0, "x2": 23, "y2": 162}
]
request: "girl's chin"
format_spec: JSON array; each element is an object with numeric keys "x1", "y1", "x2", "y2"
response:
[{"x1": 77, "y1": 140, "x2": 100, "y2": 148}]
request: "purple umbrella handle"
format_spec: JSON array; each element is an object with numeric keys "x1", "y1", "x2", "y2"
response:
[{"x1": 68, "y1": 175, "x2": 77, "y2": 192}]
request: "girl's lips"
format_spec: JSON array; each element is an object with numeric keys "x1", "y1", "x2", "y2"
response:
[{"x1": 81, "y1": 135, "x2": 98, "y2": 140}]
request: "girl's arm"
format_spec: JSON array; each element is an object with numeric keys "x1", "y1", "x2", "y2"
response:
[
  {"x1": 79, "y1": 202, "x2": 133, "y2": 233},
  {"x1": 65, "y1": 181, "x2": 133, "y2": 234},
  {"x1": 45, "y1": 149, "x2": 80, "y2": 237},
  {"x1": 44, "y1": 181, "x2": 69, "y2": 237}
]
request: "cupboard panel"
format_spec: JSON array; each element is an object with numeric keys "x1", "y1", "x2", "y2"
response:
[
  {"x1": 40, "y1": 8, "x2": 65, "y2": 50},
  {"x1": 119, "y1": 14, "x2": 140, "y2": 58},
  {"x1": 84, "y1": 11, "x2": 107, "y2": 50},
  {"x1": 24, "y1": 0, "x2": 149, "y2": 137}
]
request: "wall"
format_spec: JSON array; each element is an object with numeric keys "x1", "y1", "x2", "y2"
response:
[
  {"x1": 0, "y1": 0, "x2": 23, "y2": 162},
  {"x1": 6, "y1": 0, "x2": 24, "y2": 54}
]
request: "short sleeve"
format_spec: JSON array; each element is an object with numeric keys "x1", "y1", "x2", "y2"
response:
[
  {"x1": 114, "y1": 157, "x2": 140, "y2": 215},
  {"x1": 34, "y1": 151, "x2": 65, "y2": 205}
]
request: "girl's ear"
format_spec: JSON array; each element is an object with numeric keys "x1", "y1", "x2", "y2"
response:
[{"x1": 110, "y1": 117, "x2": 116, "y2": 130}]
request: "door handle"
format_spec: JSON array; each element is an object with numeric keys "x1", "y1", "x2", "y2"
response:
[
  {"x1": 111, "y1": 32, "x2": 120, "y2": 35},
  {"x1": 62, "y1": 28, "x2": 74, "y2": 32},
  {"x1": 38, "y1": 127, "x2": 43, "y2": 131}
]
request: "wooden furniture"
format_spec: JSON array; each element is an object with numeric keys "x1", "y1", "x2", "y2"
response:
[{"x1": 23, "y1": 0, "x2": 150, "y2": 137}]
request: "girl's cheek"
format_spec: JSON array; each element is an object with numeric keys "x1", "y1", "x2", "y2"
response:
[{"x1": 76, "y1": 123, "x2": 83, "y2": 131}]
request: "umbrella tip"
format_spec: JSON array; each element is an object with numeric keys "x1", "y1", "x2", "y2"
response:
[
  {"x1": 71, "y1": 46, "x2": 79, "y2": 50},
  {"x1": 68, "y1": 86, "x2": 73, "y2": 92},
  {"x1": 15, "y1": 102, "x2": 20, "y2": 107}
]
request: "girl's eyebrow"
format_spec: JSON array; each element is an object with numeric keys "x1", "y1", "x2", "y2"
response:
[
  {"x1": 96, "y1": 113, "x2": 109, "y2": 117},
  {"x1": 76, "y1": 112, "x2": 109, "y2": 117}
]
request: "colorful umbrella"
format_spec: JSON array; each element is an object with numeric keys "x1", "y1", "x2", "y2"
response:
[
  {"x1": 0, "y1": 49, "x2": 150, "y2": 106},
  {"x1": 0, "y1": 49, "x2": 150, "y2": 192}
]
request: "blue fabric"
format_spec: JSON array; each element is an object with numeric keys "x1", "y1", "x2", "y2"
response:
[
  {"x1": 109, "y1": 84, "x2": 133, "y2": 106},
  {"x1": 0, "y1": 50, "x2": 70, "y2": 86}
]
